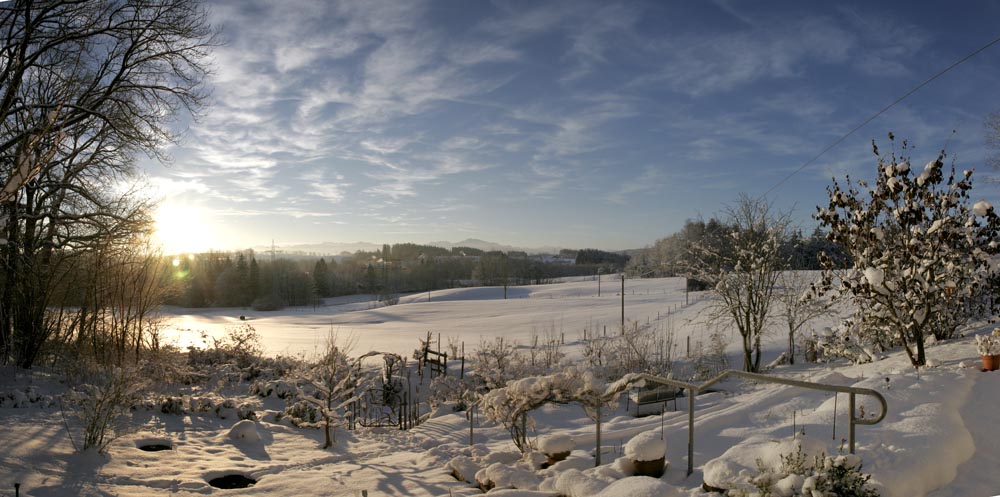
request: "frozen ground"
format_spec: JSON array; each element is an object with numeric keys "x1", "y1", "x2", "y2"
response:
[{"x1": 2, "y1": 276, "x2": 999, "y2": 496}]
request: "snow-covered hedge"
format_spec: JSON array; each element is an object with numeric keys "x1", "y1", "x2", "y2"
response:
[{"x1": 0, "y1": 387, "x2": 55, "y2": 408}]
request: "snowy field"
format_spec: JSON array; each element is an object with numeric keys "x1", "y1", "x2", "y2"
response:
[
  {"x1": 2, "y1": 276, "x2": 1000, "y2": 496},
  {"x1": 159, "y1": 276, "x2": 701, "y2": 360}
]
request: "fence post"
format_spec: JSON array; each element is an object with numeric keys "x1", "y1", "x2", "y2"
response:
[{"x1": 468, "y1": 405, "x2": 475, "y2": 447}]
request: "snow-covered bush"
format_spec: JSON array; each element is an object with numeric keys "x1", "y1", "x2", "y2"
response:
[
  {"x1": 470, "y1": 336, "x2": 529, "y2": 390},
  {"x1": 187, "y1": 324, "x2": 263, "y2": 372},
  {"x1": 582, "y1": 321, "x2": 676, "y2": 380},
  {"x1": 974, "y1": 329, "x2": 1000, "y2": 355},
  {"x1": 66, "y1": 365, "x2": 147, "y2": 453},
  {"x1": 278, "y1": 399, "x2": 320, "y2": 426},
  {"x1": 731, "y1": 446, "x2": 881, "y2": 497},
  {"x1": 689, "y1": 328, "x2": 730, "y2": 380},
  {"x1": 814, "y1": 138, "x2": 1000, "y2": 366},
  {"x1": 160, "y1": 396, "x2": 185, "y2": 415},
  {"x1": 428, "y1": 374, "x2": 476, "y2": 411},
  {"x1": 481, "y1": 367, "x2": 640, "y2": 453},
  {"x1": 0, "y1": 386, "x2": 53, "y2": 408},
  {"x1": 812, "y1": 323, "x2": 879, "y2": 364}
]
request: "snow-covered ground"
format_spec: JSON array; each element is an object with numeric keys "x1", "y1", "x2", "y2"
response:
[{"x1": 2, "y1": 276, "x2": 999, "y2": 496}]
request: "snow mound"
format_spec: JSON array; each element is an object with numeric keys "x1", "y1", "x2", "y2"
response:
[
  {"x1": 228, "y1": 420, "x2": 261, "y2": 443},
  {"x1": 702, "y1": 436, "x2": 827, "y2": 489},
  {"x1": 448, "y1": 456, "x2": 480, "y2": 483},
  {"x1": 624, "y1": 430, "x2": 665, "y2": 462},
  {"x1": 593, "y1": 476, "x2": 683, "y2": 497},
  {"x1": 538, "y1": 433, "x2": 574, "y2": 455},
  {"x1": 547, "y1": 468, "x2": 608, "y2": 497},
  {"x1": 476, "y1": 462, "x2": 541, "y2": 490}
]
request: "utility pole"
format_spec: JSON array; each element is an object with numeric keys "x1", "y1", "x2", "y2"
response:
[{"x1": 621, "y1": 273, "x2": 625, "y2": 331}]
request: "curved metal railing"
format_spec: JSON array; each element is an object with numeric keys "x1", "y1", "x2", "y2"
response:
[{"x1": 599, "y1": 369, "x2": 887, "y2": 476}]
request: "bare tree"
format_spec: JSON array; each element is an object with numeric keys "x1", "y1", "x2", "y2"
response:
[
  {"x1": 686, "y1": 194, "x2": 790, "y2": 372},
  {"x1": 0, "y1": 0, "x2": 215, "y2": 367}
]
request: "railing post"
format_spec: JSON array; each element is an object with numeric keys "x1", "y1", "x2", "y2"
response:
[
  {"x1": 595, "y1": 404, "x2": 602, "y2": 467},
  {"x1": 688, "y1": 389, "x2": 696, "y2": 476},
  {"x1": 849, "y1": 392, "x2": 856, "y2": 453}
]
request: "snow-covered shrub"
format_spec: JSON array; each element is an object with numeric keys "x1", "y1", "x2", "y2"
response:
[
  {"x1": 428, "y1": 374, "x2": 476, "y2": 411},
  {"x1": 186, "y1": 324, "x2": 262, "y2": 372},
  {"x1": 0, "y1": 386, "x2": 53, "y2": 408},
  {"x1": 731, "y1": 447, "x2": 880, "y2": 497},
  {"x1": 814, "y1": 138, "x2": 1000, "y2": 367},
  {"x1": 66, "y1": 365, "x2": 147, "y2": 453},
  {"x1": 470, "y1": 336, "x2": 528, "y2": 390},
  {"x1": 812, "y1": 323, "x2": 879, "y2": 364},
  {"x1": 160, "y1": 396, "x2": 185, "y2": 415},
  {"x1": 583, "y1": 321, "x2": 676, "y2": 380},
  {"x1": 689, "y1": 328, "x2": 730, "y2": 380},
  {"x1": 279, "y1": 399, "x2": 320, "y2": 426},
  {"x1": 481, "y1": 367, "x2": 641, "y2": 453}
]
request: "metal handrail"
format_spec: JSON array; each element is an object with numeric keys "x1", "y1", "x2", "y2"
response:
[{"x1": 599, "y1": 369, "x2": 887, "y2": 476}]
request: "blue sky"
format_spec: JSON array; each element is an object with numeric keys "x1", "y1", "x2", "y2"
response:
[{"x1": 145, "y1": 0, "x2": 1000, "y2": 254}]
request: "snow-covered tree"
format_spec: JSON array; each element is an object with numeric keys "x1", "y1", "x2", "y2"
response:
[
  {"x1": 294, "y1": 336, "x2": 364, "y2": 449},
  {"x1": 686, "y1": 195, "x2": 790, "y2": 372},
  {"x1": 814, "y1": 138, "x2": 1000, "y2": 366}
]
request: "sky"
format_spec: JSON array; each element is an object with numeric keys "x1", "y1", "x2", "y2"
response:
[{"x1": 144, "y1": 0, "x2": 1000, "y2": 255}]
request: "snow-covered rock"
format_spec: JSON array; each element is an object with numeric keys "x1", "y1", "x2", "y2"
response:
[
  {"x1": 475, "y1": 462, "x2": 541, "y2": 491},
  {"x1": 550, "y1": 468, "x2": 608, "y2": 497},
  {"x1": 624, "y1": 430, "x2": 665, "y2": 462},
  {"x1": 228, "y1": 419, "x2": 261, "y2": 443},
  {"x1": 538, "y1": 433, "x2": 574, "y2": 455},
  {"x1": 448, "y1": 456, "x2": 480, "y2": 483}
]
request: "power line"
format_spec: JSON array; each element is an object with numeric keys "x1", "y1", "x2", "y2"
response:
[{"x1": 760, "y1": 32, "x2": 1000, "y2": 199}]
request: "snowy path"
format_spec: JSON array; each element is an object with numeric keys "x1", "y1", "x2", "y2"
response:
[{"x1": 926, "y1": 371, "x2": 1000, "y2": 497}]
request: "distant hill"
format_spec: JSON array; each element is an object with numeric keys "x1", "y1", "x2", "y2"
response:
[{"x1": 252, "y1": 239, "x2": 574, "y2": 256}]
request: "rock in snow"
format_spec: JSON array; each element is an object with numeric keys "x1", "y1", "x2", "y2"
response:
[{"x1": 228, "y1": 419, "x2": 261, "y2": 443}]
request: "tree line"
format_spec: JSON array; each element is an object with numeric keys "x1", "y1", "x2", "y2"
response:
[{"x1": 165, "y1": 243, "x2": 631, "y2": 309}]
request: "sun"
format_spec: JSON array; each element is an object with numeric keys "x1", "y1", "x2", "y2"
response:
[{"x1": 152, "y1": 202, "x2": 219, "y2": 255}]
